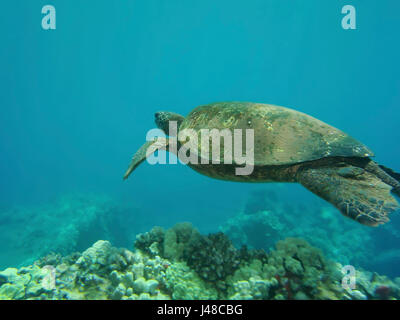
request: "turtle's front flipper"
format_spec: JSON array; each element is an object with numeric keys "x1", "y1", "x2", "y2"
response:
[
  {"x1": 123, "y1": 138, "x2": 169, "y2": 180},
  {"x1": 296, "y1": 163, "x2": 399, "y2": 226}
]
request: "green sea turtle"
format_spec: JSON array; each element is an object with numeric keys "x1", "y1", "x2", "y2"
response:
[{"x1": 123, "y1": 102, "x2": 400, "y2": 226}]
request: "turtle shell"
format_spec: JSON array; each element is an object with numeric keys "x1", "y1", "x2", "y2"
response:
[{"x1": 178, "y1": 102, "x2": 374, "y2": 165}]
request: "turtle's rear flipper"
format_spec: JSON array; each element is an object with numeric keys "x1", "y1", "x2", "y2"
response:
[
  {"x1": 378, "y1": 164, "x2": 400, "y2": 197},
  {"x1": 297, "y1": 163, "x2": 400, "y2": 226},
  {"x1": 379, "y1": 164, "x2": 400, "y2": 182},
  {"x1": 123, "y1": 138, "x2": 169, "y2": 180}
]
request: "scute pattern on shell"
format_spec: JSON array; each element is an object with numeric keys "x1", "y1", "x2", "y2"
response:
[{"x1": 179, "y1": 102, "x2": 374, "y2": 165}]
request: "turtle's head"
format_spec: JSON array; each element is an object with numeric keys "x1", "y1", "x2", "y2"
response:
[{"x1": 155, "y1": 111, "x2": 184, "y2": 136}]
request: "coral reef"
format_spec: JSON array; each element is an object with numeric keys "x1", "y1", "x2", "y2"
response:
[
  {"x1": 0, "y1": 223, "x2": 399, "y2": 300},
  {"x1": 2, "y1": 189, "x2": 398, "y2": 283},
  {"x1": 220, "y1": 187, "x2": 400, "y2": 277},
  {"x1": 135, "y1": 223, "x2": 241, "y2": 289},
  {"x1": 182, "y1": 232, "x2": 240, "y2": 284}
]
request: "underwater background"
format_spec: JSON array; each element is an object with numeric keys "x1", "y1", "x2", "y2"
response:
[{"x1": 0, "y1": 0, "x2": 400, "y2": 299}]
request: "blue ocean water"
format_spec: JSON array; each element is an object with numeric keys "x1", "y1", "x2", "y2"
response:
[{"x1": 0, "y1": 0, "x2": 399, "y2": 279}]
